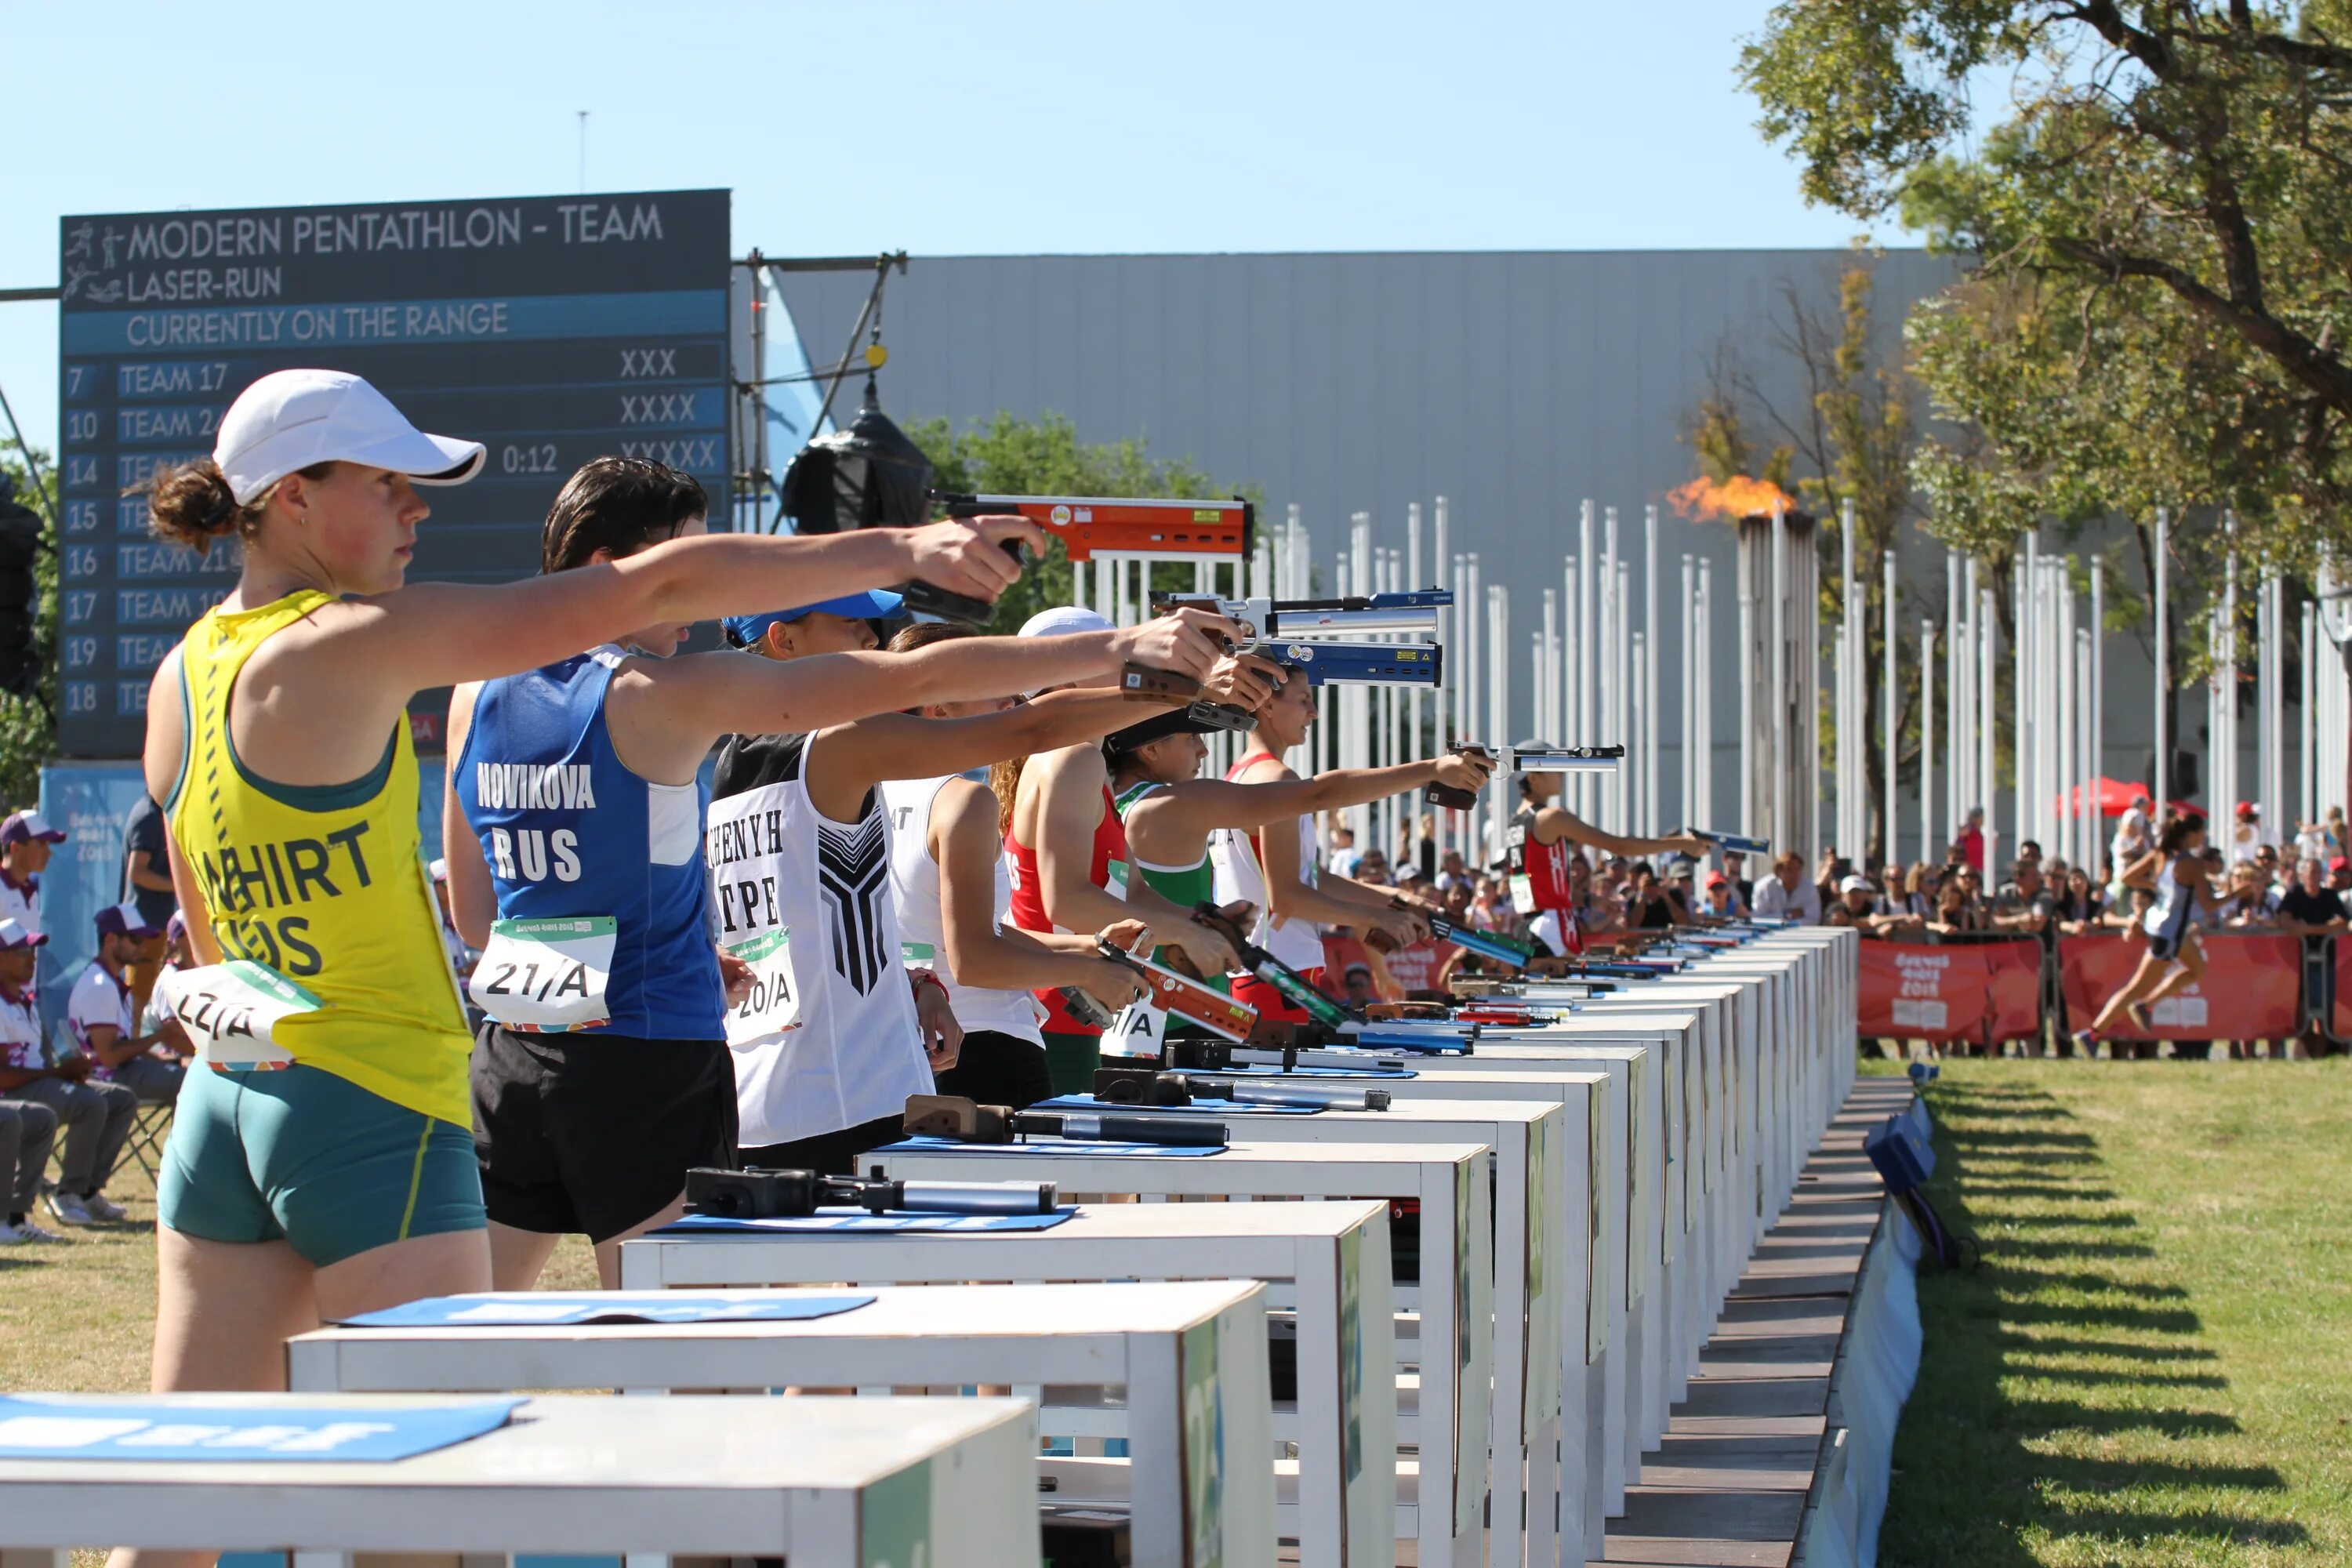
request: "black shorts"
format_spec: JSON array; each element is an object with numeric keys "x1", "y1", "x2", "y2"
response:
[
  {"x1": 935, "y1": 1029, "x2": 1055, "y2": 1110},
  {"x1": 472, "y1": 1023, "x2": 739, "y2": 1243},
  {"x1": 740, "y1": 1114, "x2": 904, "y2": 1180}
]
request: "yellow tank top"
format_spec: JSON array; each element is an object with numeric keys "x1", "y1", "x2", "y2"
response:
[{"x1": 166, "y1": 589, "x2": 472, "y2": 1126}]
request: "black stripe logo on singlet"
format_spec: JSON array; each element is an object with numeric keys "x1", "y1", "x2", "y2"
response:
[{"x1": 815, "y1": 812, "x2": 891, "y2": 994}]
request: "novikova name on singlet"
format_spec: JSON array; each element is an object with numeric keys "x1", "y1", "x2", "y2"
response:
[{"x1": 474, "y1": 761, "x2": 595, "y2": 884}]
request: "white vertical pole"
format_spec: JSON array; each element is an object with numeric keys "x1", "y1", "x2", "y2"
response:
[
  {"x1": 1602, "y1": 506, "x2": 1621, "y2": 821},
  {"x1": 1946, "y1": 551, "x2": 1961, "y2": 844},
  {"x1": 1617, "y1": 558, "x2": 1633, "y2": 818},
  {"x1": 1490, "y1": 584, "x2": 1511, "y2": 858},
  {"x1": 2015, "y1": 536, "x2": 2033, "y2": 851},
  {"x1": 1644, "y1": 504, "x2": 1661, "y2": 838},
  {"x1": 1407, "y1": 503, "x2": 1424, "y2": 748},
  {"x1": 1563, "y1": 558, "x2": 1580, "y2": 742},
  {"x1": 2265, "y1": 572, "x2": 2285, "y2": 837},
  {"x1": 2089, "y1": 556, "x2": 2103, "y2": 868},
  {"x1": 2057, "y1": 569, "x2": 2076, "y2": 868},
  {"x1": 1632, "y1": 630, "x2": 1648, "y2": 835},
  {"x1": 1579, "y1": 501, "x2": 1597, "y2": 816},
  {"x1": 1541, "y1": 588, "x2": 1560, "y2": 740},
  {"x1": 2209, "y1": 605, "x2": 2225, "y2": 836},
  {"x1": 1920, "y1": 619, "x2": 1936, "y2": 865},
  {"x1": 1963, "y1": 556, "x2": 1980, "y2": 822},
  {"x1": 2304, "y1": 599, "x2": 2320, "y2": 828},
  {"x1": 1430, "y1": 500, "x2": 1445, "y2": 848},
  {"x1": 1697, "y1": 557, "x2": 1715, "y2": 829},
  {"x1": 2223, "y1": 535, "x2": 2239, "y2": 833},
  {"x1": 1979, "y1": 586, "x2": 1998, "y2": 875},
  {"x1": 1740, "y1": 547, "x2": 1756, "y2": 841},
  {"x1": 1682, "y1": 553, "x2": 1697, "y2": 831},
  {"x1": 1769, "y1": 503, "x2": 1788, "y2": 853},
  {"x1": 2154, "y1": 509, "x2": 2170, "y2": 811},
  {"x1": 1840, "y1": 503, "x2": 1859, "y2": 859},
  {"x1": 1883, "y1": 551, "x2": 1898, "y2": 865},
  {"x1": 1465, "y1": 551, "x2": 1483, "y2": 847}
]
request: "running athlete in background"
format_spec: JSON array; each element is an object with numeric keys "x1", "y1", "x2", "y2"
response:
[
  {"x1": 710, "y1": 596, "x2": 1238, "y2": 1174},
  {"x1": 882, "y1": 622, "x2": 1152, "y2": 1109},
  {"x1": 2078, "y1": 813, "x2": 2222, "y2": 1046},
  {"x1": 129, "y1": 368, "x2": 1044, "y2": 1492},
  {"x1": 1508, "y1": 768, "x2": 1708, "y2": 956},
  {"x1": 444, "y1": 459, "x2": 1139, "y2": 1287},
  {"x1": 1000, "y1": 608, "x2": 1272, "y2": 1094},
  {"x1": 1214, "y1": 666, "x2": 1458, "y2": 1022}
]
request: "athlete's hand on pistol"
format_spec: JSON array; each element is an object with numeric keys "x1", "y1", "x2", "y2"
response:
[
  {"x1": 1076, "y1": 955, "x2": 1149, "y2": 1014},
  {"x1": 1159, "y1": 919, "x2": 1236, "y2": 979},
  {"x1": 1113, "y1": 608, "x2": 1243, "y2": 684},
  {"x1": 1199, "y1": 652, "x2": 1283, "y2": 713},
  {"x1": 1370, "y1": 906, "x2": 1428, "y2": 948},
  {"x1": 901, "y1": 515, "x2": 1049, "y2": 605},
  {"x1": 1428, "y1": 750, "x2": 1497, "y2": 795},
  {"x1": 1096, "y1": 919, "x2": 1151, "y2": 956}
]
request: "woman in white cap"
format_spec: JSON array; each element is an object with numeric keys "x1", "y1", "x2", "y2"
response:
[{"x1": 130, "y1": 368, "x2": 1048, "y2": 1434}]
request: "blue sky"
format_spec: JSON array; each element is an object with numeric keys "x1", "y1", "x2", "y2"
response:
[{"x1": 0, "y1": 0, "x2": 1886, "y2": 457}]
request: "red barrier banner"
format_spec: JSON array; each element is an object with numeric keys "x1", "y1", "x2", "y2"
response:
[
  {"x1": 1857, "y1": 939, "x2": 2042, "y2": 1044},
  {"x1": 2057, "y1": 933, "x2": 2303, "y2": 1039}
]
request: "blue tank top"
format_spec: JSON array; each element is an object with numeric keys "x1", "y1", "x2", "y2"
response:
[{"x1": 456, "y1": 646, "x2": 724, "y2": 1040}]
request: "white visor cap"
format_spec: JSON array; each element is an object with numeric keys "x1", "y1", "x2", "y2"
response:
[{"x1": 214, "y1": 369, "x2": 485, "y2": 506}]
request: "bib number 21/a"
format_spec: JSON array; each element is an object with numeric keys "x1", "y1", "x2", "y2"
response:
[{"x1": 470, "y1": 916, "x2": 615, "y2": 1032}]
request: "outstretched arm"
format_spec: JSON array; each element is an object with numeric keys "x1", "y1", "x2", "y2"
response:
[
  {"x1": 1533, "y1": 804, "x2": 1706, "y2": 860},
  {"x1": 612, "y1": 612, "x2": 1237, "y2": 784},
  {"x1": 807, "y1": 692, "x2": 1160, "y2": 823},
  {"x1": 1027, "y1": 748, "x2": 1235, "y2": 976},
  {"x1": 1127, "y1": 752, "x2": 1494, "y2": 862}
]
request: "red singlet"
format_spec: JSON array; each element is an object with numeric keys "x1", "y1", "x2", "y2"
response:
[{"x1": 1009, "y1": 782, "x2": 1127, "y2": 1036}]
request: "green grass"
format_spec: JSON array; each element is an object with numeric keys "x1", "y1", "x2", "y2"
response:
[
  {"x1": 0, "y1": 1163, "x2": 601, "y2": 1395},
  {"x1": 1871, "y1": 1057, "x2": 2352, "y2": 1566}
]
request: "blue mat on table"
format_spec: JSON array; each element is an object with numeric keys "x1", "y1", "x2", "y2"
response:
[
  {"x1": 1345, "y1": 1032, "x2": 1473, "y2": 1053},
  {"x1": 0, "y1": 1395, "x2": 520, "y2": 1461},
  {"x1": 875, "y1": 1134, "x2": 1227, "y2": 1157},
  {"x1": 1038, "y1": 1094, "x2": 1321, "y2": 1116},
  {"x1": 654, "y1": 1207, "x2": 1077, "y2": 1236},
  {"x1": 339, "y1": 1291, "x2": 876, "y2": 1328}
]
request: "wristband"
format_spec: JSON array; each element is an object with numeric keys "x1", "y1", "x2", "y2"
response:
[{"x1": 910, "y1": 969, "x2": 949, "y2": 1000}]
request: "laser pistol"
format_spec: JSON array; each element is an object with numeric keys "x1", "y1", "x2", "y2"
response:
[
  {"x1": 1425, "y1": 741, "x2": 1626, "y2": 809},
  {"x1": 683, "y1": 1166, "x2": 1058, "y2": 1218},
  {"x1": 902, "y1": 1093, "x2": 1227, "y2": 1148},
  {"x1": 1131, "y1": 589, "x2": 1450, "y2": 729}
]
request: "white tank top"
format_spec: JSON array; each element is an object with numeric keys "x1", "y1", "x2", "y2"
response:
[
  {"x1": 881, "y1": 775, "x2": 1047, "y2": 1045},
  {"x1": 1212, "y1": 815, "x2": 1326, "y2": 971},
  {"x1": 705, "y1": 731, "x2": 931, "y2": 1148},
  {"x1": 2143, "y1": 857, "x2": 2183, "y2": 936}
]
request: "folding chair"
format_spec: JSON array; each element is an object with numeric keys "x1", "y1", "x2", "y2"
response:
[{"x1": 121, "y1": 1098, "x2": 174, "y2": 1183}]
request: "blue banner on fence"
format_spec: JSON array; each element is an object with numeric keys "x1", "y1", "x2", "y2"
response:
[
  {"x1": 339, "y1": 1291, "x2": 876, "y2": 1328},
  {"x1": 0, "y1": 1394, "x2": 519, "y2": 1461}
]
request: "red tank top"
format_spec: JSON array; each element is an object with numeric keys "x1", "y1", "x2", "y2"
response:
[
  {"x1": 1508, "y1": 806, "x2": 1573, "y2": 911},
  {"x1": 1009, "y1": 782, "x2": 1127, "y2": 1036}
]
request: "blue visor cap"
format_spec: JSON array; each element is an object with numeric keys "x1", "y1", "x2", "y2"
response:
[{"x1": 722, "y1": 589, "x2": 906, "y2": 648}]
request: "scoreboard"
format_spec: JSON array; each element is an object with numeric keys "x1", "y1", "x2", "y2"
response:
[{"x1": 55, "y1": 188, "x2": 731, "y2": 757}]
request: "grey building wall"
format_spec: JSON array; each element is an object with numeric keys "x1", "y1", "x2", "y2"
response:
[{"x1": 775, "y1": 249, "x2": 2308, "y2": 857}]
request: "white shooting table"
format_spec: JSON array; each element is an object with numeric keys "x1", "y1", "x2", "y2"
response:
[
  {"x1": 1071, "y1": 1097, "x2": 1573, "y2": 1568},
  {"x1": 861, "y1": 1138, "x2": 1490, "y2": 1568},
  {"x1": 0, "y1": 1392, "x2": 1033, "y2": 1568},
  {"x1": 286, "y1": 1280, "x2": 1273, "y2": 1568},
  {"x1": 619, "y1": 1198, "x2": 1393, "y2": 1568}
]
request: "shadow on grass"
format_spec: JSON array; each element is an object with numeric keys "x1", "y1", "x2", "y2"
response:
[{"x1": 1875, "y1": 1077, "x2": 2303, "y2": 1563}]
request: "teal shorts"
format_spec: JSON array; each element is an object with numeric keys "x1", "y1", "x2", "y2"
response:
[{"x1": 157, "y1": 1062, "x2": 485, "y2": 1268}]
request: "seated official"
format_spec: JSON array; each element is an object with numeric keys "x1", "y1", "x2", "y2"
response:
[
  {"x1": 66, "y1": 902, "x2": 187, "y2": 1106},
  {"x1": 0, "y1": 920, "x2": 135, "y2": 1225},
  {"x1": 0, "y1": 1094, "x2": 60, "y2": 1243}
]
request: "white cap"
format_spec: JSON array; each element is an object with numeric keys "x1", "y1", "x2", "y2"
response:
[
  {"x1": 1839, "y1": 874, "x2": 1872, "y2": 894},
  {"x1": 1018, "y1": 605, "x2": 1115, "y2": 639},
  {"x1": 215, "y1": 369, "x2": 485, "y2": 506}
]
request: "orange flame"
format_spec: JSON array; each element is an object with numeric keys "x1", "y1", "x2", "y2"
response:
[{"x1": 1668, "y1": 475, "x2": 1796, "y2": 522}]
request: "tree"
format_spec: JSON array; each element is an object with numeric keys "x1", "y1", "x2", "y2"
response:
[
  {"x1": 0, "y1": 452, "x2": 56, "y2": 807},
  {"x1": 1681, "y1": 257, "x2": 1932, "y2": 863},
  {"x1": 905, "y1": 411, "x2": 1251, "y2": 633},
  {"x1": 1741, "y1": 2, "x2": 2352, "y2": 572}
]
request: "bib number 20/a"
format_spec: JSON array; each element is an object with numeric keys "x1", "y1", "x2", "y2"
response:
[
  {"x1": 724, "y1": 926, "x2": 797, "y2": 1048},
  {"x1": 470, "y1": 916, "x2": 615, "y2": 1032}
]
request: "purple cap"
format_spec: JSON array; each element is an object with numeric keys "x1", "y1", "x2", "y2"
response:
[
  {"x1": 0, "y1": 919, "x2": 47, "y2": 949},
  {"x1": 96, "y1": 902, "x2": 162, "y2": 941},
  {"x1": 0, "y1": 811, "x2": 65, "y2": 847}
]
